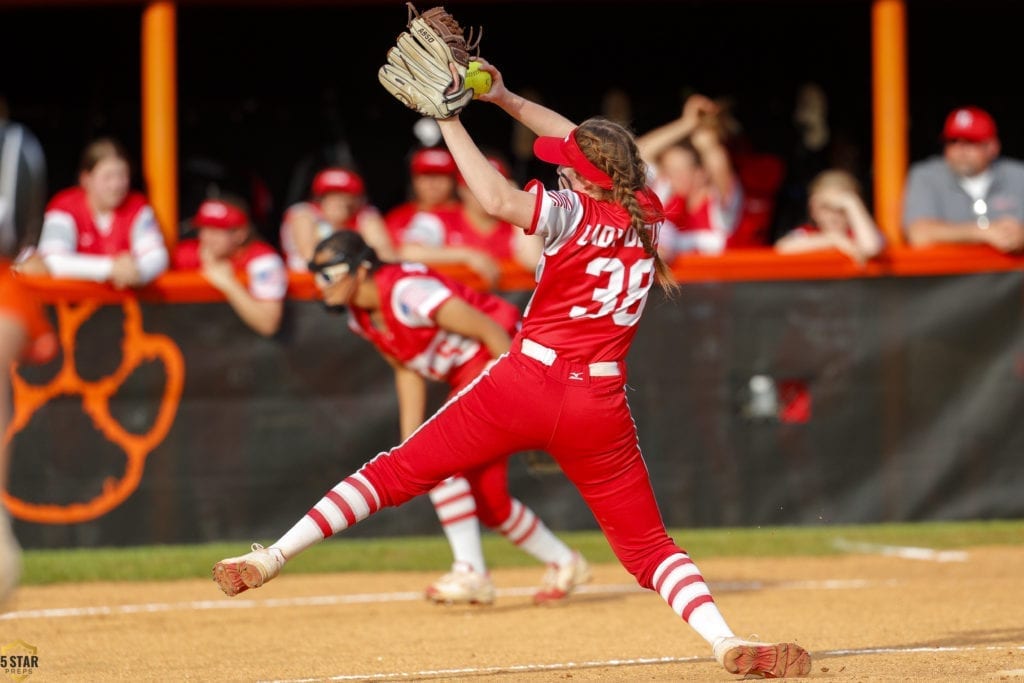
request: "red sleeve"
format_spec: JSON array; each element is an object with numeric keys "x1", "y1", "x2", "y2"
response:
[{"x1": 523, "y1": 180, "x2": 545, "y2": 236}]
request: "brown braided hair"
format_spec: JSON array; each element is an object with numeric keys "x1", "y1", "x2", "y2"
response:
[{"x1": 574, "y1": 118, "x2": 677, "y2": 293}]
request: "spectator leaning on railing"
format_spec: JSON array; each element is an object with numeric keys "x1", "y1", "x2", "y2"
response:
[
  {"x1": 775, "y1": 169, "x2": 884, "y2": 265},
  {"x1": 24, "y1": 137, "x2": 169, "y2": 287},
  {"x1": 902, "y1": 106, "x2": 1024, "y2": 254},
  {"x1": 172, "y1": 197, "x2": 287, "y2": 337}
]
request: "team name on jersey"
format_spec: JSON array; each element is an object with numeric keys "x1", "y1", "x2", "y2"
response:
[{"x1": 576, "y1": 223, "x2": 643, "y2": 248}]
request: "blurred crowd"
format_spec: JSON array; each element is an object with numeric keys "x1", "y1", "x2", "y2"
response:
[{"x1": 2, "y1": 86, "x2": 1023, "y2": 339}]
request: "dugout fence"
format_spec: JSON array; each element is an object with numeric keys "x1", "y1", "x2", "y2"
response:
[{"x1": 9, "y1": 248, "x2": 1024, "y2": 547}]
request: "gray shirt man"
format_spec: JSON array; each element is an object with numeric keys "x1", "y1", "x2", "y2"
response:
[{"x1": 903, "y1": 156, "x2": 1024, "y2": 228}]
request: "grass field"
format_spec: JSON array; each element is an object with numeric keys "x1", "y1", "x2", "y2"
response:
[{"x1": 22, "y1": 518, "x2": 1023, "y2": 584}]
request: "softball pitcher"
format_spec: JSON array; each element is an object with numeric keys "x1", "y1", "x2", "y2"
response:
[{"x1": 215, "y1": 45, "x2": 810, "y2": 679}]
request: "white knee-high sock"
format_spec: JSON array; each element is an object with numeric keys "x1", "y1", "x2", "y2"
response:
[
  {"x1": 652, "y1": 553, "x2": 735, "y2": 645},
  {"x1": 429, "y1": 476, "x2": 486, "y2": 574},
  {"x1": 498, "y1": 498, "x2": 573, "y2": 566},
  {"x1": 272, "y1": 472, "x2": 381, "y2": 560}
]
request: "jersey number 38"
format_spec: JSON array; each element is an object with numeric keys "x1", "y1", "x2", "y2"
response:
[{"x1": 569, "y1": 257, "x2": 654, "y2": 327}]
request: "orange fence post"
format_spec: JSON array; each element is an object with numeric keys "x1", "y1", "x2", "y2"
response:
[
  {"x1": 871, "y1": 0, "x2": 908, "y2": 247},
  {"x1": 142, "y1": 2, "x2": 179, "y2": 249}
]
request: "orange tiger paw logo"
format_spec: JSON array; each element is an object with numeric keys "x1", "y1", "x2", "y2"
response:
[{"x1": 4, "y1": 299, "x2": 184, "y2": 524}]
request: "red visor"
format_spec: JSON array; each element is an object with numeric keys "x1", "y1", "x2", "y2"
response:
[
  {"x1": 193, "y1": 199, "x2": 249, "y2": 230},
  {"x1": 533, "y1": 128, "x2": 613, "y2": 189}
]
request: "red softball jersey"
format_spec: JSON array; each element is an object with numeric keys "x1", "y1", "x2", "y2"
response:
[
  {"x1": 347, "y1": 262, "x2": 520, "y2": 383},
  {"x1": 518, "y1": 183, "x2": 663, "y2": 364}
]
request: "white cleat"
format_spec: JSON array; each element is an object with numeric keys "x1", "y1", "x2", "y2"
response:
[
  {"x1": 533, "y1": 551, "x2": 592, "y2": 605},
  {"x1": 212, "y1": 543, "x2": 284, "y2": 597},
  {"x1": 713, "y1": 636, "x2": 812, "y2": 678},
  {"x1": 425, "y1": 561, "x2": 496, "y2": 605}
]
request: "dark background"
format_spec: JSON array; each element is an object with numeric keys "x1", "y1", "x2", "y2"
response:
[{"x1": 2, "y1": 0, "x2": 1021, "y2": 244}]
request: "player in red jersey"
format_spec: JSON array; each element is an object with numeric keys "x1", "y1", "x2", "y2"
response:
[
  {"x1": 305, "y1": 229, "x2": 589, "y2": 604},
  {"x1": 32, "y1": 138, "x2": 168, "y2": 287},
  {"x1": 454, "y1": 155, "x2": 543, "y2": 273},
  {"x1": 385, "y1": 148, "x2": 503, "y2": 288},
  {"x1": 279, "y1": 167, "x2": 396, "y2": 272},
  {"x1": 173, "y1": 198, "x2": 287, "y2": 337},
  {"x1": 214, "y1": 60, "x2": 810, "y2": 678},
  {"x1": 0, "y1": 260, "x2": 58, "y2": 605}
]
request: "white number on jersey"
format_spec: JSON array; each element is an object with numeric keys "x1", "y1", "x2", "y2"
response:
[{"x1": 569, "y1": 257, "x2": 654, "y2": 327}]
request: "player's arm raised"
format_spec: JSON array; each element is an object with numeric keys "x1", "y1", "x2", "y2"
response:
[
  {"x1": 437, "y1": 117, "x2": 537, "y2": 231},
  {"x1": 474, "y1": 59, "x2": 575, "y2": 139}
]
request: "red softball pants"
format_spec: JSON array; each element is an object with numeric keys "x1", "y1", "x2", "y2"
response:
[{"x1": 361, "y1": 341, "x2": 683, "y2": 589}]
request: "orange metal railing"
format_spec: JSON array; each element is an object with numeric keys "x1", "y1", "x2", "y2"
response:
[{"x1": 18, "y1": 247, "x2": 1023, "y2": 305}]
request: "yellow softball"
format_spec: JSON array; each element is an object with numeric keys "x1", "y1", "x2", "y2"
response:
[{"x1": 466, "y1": 61, "x2": 492, "y2": 99}]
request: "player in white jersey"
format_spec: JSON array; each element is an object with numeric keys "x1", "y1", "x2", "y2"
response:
[{"x1": 214, "y1": 59, "x2": 811, "y2": 678}]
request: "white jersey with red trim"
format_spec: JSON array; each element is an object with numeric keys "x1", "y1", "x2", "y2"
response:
[{"x1": 519, "y1": 182, "x2": 661, "y2": 363}]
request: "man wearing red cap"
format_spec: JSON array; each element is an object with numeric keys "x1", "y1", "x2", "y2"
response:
[
  {"x1": 903, "y1": 106, "x2": 1024, "y2": 253},
  {"x1": 384, "y1": 147, "x2": 503, "y2": 288},
  {"x1": 279, "y1": 167, "x2": 396, "y2": 272},
  {"x1": 172, "y1": 197, "x2": 287, "y2": 337}
]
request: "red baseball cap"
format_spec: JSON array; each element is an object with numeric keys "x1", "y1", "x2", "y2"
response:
[
  {"x1": 192, "y1": 199, "x2": 249, "y2": 230},
  {"x1": 533, "y1": 128, "x2": 613, "y2": 189},
  {"x1": 942, "y1": 106, "x2": 998, "y2": 143},
  {"x1": 410, "y1": 148, "x2": 457, "y2": 175},
  {"x1": 311, "y1": 168, "x2": 365, "y2": 197}
]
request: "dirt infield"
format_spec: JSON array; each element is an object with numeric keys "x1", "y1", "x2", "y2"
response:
[{"x1": 1, "y1": 546, "x2": 1022, "y2": 681}]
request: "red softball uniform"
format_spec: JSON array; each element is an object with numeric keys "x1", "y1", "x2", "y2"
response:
[
  {"x1": 348, "y1": 262, "x2": 519, "y2": 384},
  {"x1": 38, "y1": 186, "x2": 169, "y2": 283},
  {"x1": 357, "y1": 183, "x2": 684, "y2": 589},
  {"x1": 43, "y1": 187, "x2": 151, "y2": 256},
  {"x1": 348, "y1": 261, "x2": 522, "y2": 526},
  {"x1": 172, "y1": 238, "x2": 288, "y2": 301},
  {"x1": 383, "y1": 202, "x2": 463, "y2": 249}
]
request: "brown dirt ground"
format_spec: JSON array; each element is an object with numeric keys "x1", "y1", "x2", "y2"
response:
[{"x1": 1, "y1": 546, "x2": 1022, "y2": 681}]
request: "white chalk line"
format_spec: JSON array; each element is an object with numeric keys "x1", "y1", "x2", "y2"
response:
[
  {"x1": 833, "y1": 538, "x2": 969, "y2": 562},
  {"x1": 262, "y1": 645, "x2": 1024, "y2": 682},
  {"x1": 0, "y1": 578, "x2": 876, "y2": 621}
]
